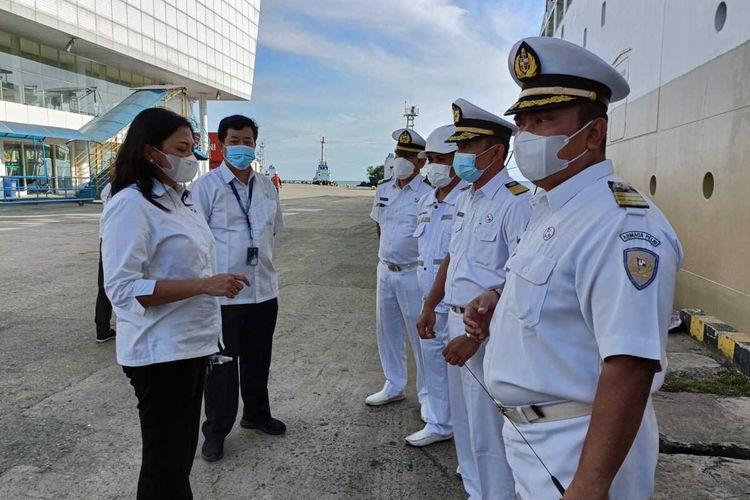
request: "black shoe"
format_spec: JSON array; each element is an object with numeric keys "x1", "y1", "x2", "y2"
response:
[
  {"x1": 240, "y1": 417, "x2": 286, "y2": 436},
  {"x1": 96, "y1": 329, "x2": 116, "y2": 343},
  {"x1": 201, "y1": 439, "x2": 224, "y2": 462}
]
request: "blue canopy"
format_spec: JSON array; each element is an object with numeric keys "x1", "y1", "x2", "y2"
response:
[{"x1": 0, "y1": 121, "x2": 89, "y2": 142}]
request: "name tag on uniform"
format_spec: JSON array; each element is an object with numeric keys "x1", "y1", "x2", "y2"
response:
[{"x1": 247, "y1": 247, "x2": 259, "y2": 266}]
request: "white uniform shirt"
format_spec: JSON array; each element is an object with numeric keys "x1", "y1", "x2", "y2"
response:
[
  {"x1": 101, "y1": 181, "x2": 221, "y2": 367},
  {"x1": 413, "y1": 181, "x2": 467, "y2": 313},
  {"x1": 444, "y1": 169, "x2": 531, "y2": 308},
  {"x1": 484, "y1": 160, "x2": 684, "y2": 406},
  {"x1": 370, "y1": 175, "x2": 433, "y2": 264},
  {"x1": 191, "y1": 162, "x2": 284, "y2": 305}
]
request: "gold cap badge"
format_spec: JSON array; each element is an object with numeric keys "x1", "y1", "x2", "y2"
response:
[
  {"x1": 399, "y1": 130, "x2": 411, "y2": 144},
  {"x1": 452, "y1": 104, "x2": 462, "y2": 125},
  {"x1": 514, "y1": 42, "x2": 539, "y2": 80}
]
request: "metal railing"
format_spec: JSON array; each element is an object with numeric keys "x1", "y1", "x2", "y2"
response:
[{"x1": 0, "y1": 175, "x2": 97, "y2": 204}]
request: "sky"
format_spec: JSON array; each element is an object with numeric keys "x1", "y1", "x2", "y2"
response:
[{"x1": 206, "y1": 0, "x2": 546, "y2": 182}]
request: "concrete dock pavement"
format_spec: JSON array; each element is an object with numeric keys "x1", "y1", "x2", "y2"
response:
[{"x1": 0, "y1": 184, "x2": 749, "y2": 498}]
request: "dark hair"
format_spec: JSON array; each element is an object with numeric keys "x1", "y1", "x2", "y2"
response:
[
  {"x1": 218, "y1": 115, "x2": 258, "y2": 143},
  {"x1": 110, "y1": 108, "x2": 193, "y2": 211},
  {"x1": 577, "y1": 101, "x2": 608, "y2": 153}
]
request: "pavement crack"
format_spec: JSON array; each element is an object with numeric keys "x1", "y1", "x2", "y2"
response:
[{"x1": 660, "y1": 436, "x2": 750, "y2": 460}]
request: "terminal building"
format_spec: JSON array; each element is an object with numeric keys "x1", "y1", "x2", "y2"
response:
[{"x1": 0, "y1": 0, "x2": 260, "y2": 201}]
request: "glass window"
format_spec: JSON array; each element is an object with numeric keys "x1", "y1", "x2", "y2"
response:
[
  {"x1": 19, "y1": 38, "x2": 40, "y2": 61},
  {"x1": 128, "y1": 5, "x2": 142, "y2": 30},
  {"x1": 142, "y1": 0, "x2": 154, "y2": 15},
  {"x1": 95, "y1": 0, "x2": 112, "y2": 17},
  {"x1": 166, "y1": 4, "x2": 177, "y2": 26},
  {"x1": 154, "y1": 0, "x2": 166, "y2": 21},
  {"x1": 142, "y1": 14, "x2": 155, "y2": 38},
  {"x1": 113, "y1": 0, "x2": 128, "y2": 21},
  {"x1": 40, "y1": 44, "x2": 58, "y2": 68},
  {"x1": 0, "y1": 32, "x2": 12, "y2": 53}
]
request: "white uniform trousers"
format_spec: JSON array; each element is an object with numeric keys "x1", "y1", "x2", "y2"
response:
[
  {"x1": 447, "y1": 314, "x2": 481, "y2": 499},
  {"x1": 448, "y1": 310, "x2": 515, "y2": 500},
  {"x1": 375, "y1": 263, "x2": 427, "y2": 404},
  {"x1": 420, "y1": 311, "x2": 452, "y2": 436},
  {"x1": 503, "y1": 399, "x2": 659, "y2": 499}
]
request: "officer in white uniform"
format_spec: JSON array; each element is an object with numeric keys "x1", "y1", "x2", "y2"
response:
[
  {"x1": 418, "y1": 99, "x2": 530, "y2": 499},
  {"x1": 472, "y1": 38, "x2": 683, "y2": 499},
  {"x1": 406, "y1": 124, "x2": 466, "y2": 447},
  {"x1": 367, "y1": 129, "x2": 433, "y2": 409}
]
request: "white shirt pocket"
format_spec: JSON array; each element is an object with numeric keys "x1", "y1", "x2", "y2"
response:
[
  {"x1": 413, "y1": 222, "x2": 427, "y2": 238},
  {"x1": 505, "y1": 252, "x2": 556, "y2": 328},
  {"x1": 473, "y1": 223, "x2": 499, "y2": 266}
]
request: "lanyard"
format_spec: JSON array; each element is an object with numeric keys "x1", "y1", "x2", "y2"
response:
[{"x1": 229, "y1": 177, "x2": 255, "y2": 241}]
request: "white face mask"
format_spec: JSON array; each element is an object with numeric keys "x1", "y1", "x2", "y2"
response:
[
  {"x1": 513, "y1": 120, "x2": 593, "y2": 181},
  {"x1": 154, "y1": 148, "x2": 200, "y2": 183},
  {"x1": 426, "y1": 163, "x2": 452, "y2": 188},
  {"x1": 393, "y1": 157, "x2": 416, "y2": 180}
]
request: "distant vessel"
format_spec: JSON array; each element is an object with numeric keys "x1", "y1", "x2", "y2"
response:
[
  {"x1": 541, "y1": 0, "x2": 750, "y2": 330},
  {"x1": 313, "y1": 136, "x2": 331, "y2": 185}
]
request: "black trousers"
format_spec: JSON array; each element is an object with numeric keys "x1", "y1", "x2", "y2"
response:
[
  {"x1": 124, "y1": 357, "x2": 207, "y2": 500},
  {"x1": 202, "y1": 298, "x2": 279, "y2": 441},
  {"x1": 95, "y1": 241, "x2": 113, "y2": 337}
]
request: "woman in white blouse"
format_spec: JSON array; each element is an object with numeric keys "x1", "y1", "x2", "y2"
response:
[{"x1": 101, "y1": 108, "x2": 248, "y2": 500}]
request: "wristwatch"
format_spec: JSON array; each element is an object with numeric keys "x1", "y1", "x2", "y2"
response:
[{"x1": 490, "y1": 286, "x2": 504, "y2": 298}]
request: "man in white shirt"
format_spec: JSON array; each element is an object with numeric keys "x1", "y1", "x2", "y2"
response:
[
  {"x1": 469, "y1": 37, "x2": 683, "y2": 499},
  {"x1": 191, "y1": 115, "x2": 285, "y2": 462},
  {"x1": 418, "y1": 99, "x2": 530, "y2": 499},
  {"x1": 366, "y1": 129, "x2": 432, "y2": 411},
  {"x1": 406, "y1": 124, "x2": 465, "y2": 448}
]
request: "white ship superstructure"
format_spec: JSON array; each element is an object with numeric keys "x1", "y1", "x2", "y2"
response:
[{"x1": 541, "y1": 0, "x2": 750, "y2": 330}]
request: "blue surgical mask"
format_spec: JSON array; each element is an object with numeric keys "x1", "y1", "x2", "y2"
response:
[
  {"x1": 225, "y1": 145, "x2": 256, "y2": 170},
  {"x1": 452, "y1": 145, "x2": 498, "y2": 183}
]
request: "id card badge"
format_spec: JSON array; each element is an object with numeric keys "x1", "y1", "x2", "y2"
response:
[{"x1": 246, "y1": 247, "x2": 259, "y2": 266}]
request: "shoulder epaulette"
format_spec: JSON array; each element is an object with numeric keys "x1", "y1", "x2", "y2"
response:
[
  {"x1": 460, "y1": 184, "x2": 472, "y2": 191},
  {"x1": 607, "y1": 181, "x2": 649, "y2": 209},
  {"x1": 505, "y1": 181, "x2": 529, "y2": 196},
  {"x1": 378, "y1": 176, "x2": 393, "y2": 185}
]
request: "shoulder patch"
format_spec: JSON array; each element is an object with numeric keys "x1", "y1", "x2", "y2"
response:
[
  {"x1": 378, "y1": 176, "x2": 393, "y2": 185},
  {"x1": 608, "y1": 181, "x2": 649, "y2": 209},
  {"x1": 623, "y1": 247, "x2": 659, "y2": 290},
  {"x1": 505, "y1": 181, "x2": 529, "y2": 196}
]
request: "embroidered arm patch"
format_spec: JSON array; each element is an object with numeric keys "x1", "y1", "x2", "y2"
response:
[{"x1": 623, "y1": 247, "x2": 659, "y2": 289}]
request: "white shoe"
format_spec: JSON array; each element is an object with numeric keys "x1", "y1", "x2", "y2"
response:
[
  {"x1": 405, "y1": 428, "x2": 453, "y2": 447},
  {"x1": 365, "y1": 390, "x2": 405, "y2": 406}
]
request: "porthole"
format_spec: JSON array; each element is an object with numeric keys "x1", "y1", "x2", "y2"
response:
[
  {"x1": 702, "y1": 172, "x2": 714, "y2": 199},
  {"x1": 715, "y1": 2, "x2": 727, "y2": 32},
  {"x1": 649, "y1": 175, "x2": 657, "y2": 196}
]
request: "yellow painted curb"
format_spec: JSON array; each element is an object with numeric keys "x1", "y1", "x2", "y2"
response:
[
  {"x1": 718, "y1": 332, "x2": 750, "y2": 361},
  {"x1": 690, "y1": 315, "x2": 721, "y2": 341}
]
